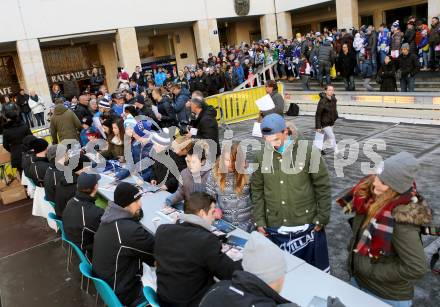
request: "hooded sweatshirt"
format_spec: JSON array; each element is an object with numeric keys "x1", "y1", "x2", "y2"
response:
[
  {"x1": 93, "y1": 202, "x2": 155, "y2": 306},
  {"x1": 50, "y1": 104, "x2": 83, "y2": 143}
]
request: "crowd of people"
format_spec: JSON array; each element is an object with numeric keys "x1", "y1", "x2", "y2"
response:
[
  {"x1": 0, "y1": 14, "x2": 437, "y2": 307},
  {"x1": 0, "y1": 78, "x2": 432, "y2": 307}
]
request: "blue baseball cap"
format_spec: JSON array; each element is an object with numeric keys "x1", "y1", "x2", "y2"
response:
[{"x1": 260, "y1": 114, "x2": 286, "y2": 136}]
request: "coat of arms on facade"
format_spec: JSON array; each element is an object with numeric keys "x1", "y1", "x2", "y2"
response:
[{"x1": 234, "y1": 0, "x2": 250, "y2": 16}]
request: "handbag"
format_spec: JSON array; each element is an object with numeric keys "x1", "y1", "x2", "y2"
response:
[{"x1": 330, "y1": 65, "x2": 337, "y2": 79}]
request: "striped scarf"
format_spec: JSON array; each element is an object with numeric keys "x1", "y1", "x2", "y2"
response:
[{"x1": 337, "y1": 176, "x2": 416, "y2": 258}]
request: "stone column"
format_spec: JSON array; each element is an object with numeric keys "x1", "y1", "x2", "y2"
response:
[
  {"x1": 260, "y1": 14, "x2": 278, "y2": 41},
  {"x1": 97, "y1": 40, "x2": 119, "y2": 92},
  {"x1": 276, "y1": 11, "x2": 293, "y2": 38},
  {"x1": 373, "y1": 9, "x2": 383, "y2": 29},
  {"x1": 115, "y1": 27, "x2": 141, "y2": 73},
  {"x1": 173, "y1": 28, "x2": 197, "y2": 71},
  {"x1": 428, "y1": 0, "x2": 440, "y2": 23},
  {"x1": 16, "y1": 39, "x2": 51, "y2": 104},
  {"x1": 193, "y1": 19, "x2": 220, "y2": 60},
  {"x1": 336, "y1": 0, "x2": 359, "y2": 30}
]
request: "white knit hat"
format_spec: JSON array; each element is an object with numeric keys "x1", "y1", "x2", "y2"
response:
[{"x1": 242, "y1": 231, "x2": 287, "y2": 284}]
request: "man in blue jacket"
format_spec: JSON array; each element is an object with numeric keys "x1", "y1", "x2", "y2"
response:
[{"x1": 170, "y1": 84, "x2": 190, "y2": 132}]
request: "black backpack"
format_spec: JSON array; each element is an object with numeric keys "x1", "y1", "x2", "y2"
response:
[{"x1": 286, "y1": 103, "x2": 299, "y2": 116}]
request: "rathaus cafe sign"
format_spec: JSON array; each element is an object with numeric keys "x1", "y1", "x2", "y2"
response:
[{"x1": 48, "y1": 66, "x2": 105, "y2": 84}]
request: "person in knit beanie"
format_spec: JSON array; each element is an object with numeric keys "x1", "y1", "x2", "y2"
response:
[
  {"x1": 337, "y1": 151, "x2": 432, "y2": 305},
  {"x1": 200, "y1": 231, "x2": 346, "y2": 307}
]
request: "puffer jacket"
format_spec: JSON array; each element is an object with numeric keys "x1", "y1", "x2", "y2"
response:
[
  {"x1": 93, "y1": 202, "x2": 155, "y2": 306},
  {"x1": 315, "y1": 93, "x2": 338, "y2": 129},
  {"x1": 166, "y1": 164, "x2": 212, "y2": 206},
  {"x1": 317, "y1": 43, "x2": 334, "y2": 64},
  {"x1": 50, "y1": 104, "x2": 83, "y2": 143},
  {"x1": 346, "y1": 194, "x2": 432, "y2": 301},
  {"x1": 206, "y1": 172, "x2": 254, "y2": 232},
  {"x1": 429, "y1": 23, "x2": 440, "y2": 47},
  {"x1": 28, "y1": 95, "x2": 45, "y2": 115}
]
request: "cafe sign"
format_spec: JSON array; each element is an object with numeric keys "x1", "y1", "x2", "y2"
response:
[
  {"x1": 0, "y1": 84, "x2": 20, "y2": 96},
  {"x1": 48, "y1": 66, "x2": 106, "y2": 84}
]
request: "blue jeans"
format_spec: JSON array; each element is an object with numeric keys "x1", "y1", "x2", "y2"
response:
[
  {"x1": 21, "y1": 111, "x2": 34, "y2": 128},
  {"x1": 379, "y1": 51, "x2": 387, "y2": 65},
  {"x1": 350, "y1": 278, "x2": 412, "y2": 307},
  {"x1": 343, "y1": 75, "x2": 355, "y2": 91},
  {"x1": 400, "y1": 75, "x2": 415, "y2": 92}
]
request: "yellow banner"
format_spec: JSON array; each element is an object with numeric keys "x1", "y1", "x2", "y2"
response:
[{"x1": 206, "y1": 83, "x2": 284, "y2": 124}]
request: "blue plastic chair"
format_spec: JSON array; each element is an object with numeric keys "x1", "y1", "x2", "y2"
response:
[
  {"x1": 79, "y1": 262, "x2": 148, "y2": 307},
  {"x1": 143, "y1": 286, "x2": 160, "y2": 307}
]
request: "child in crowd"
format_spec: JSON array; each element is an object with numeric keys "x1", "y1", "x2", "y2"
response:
[
  {"x1": 171, "y1": 136, "x2": 194, "y2": 172},
  {"x1": 149, "y1": 128, "x2": 180, "y2": 193},
  {"x1": 80, "y1": 116, "x2": 93, "y2": 147},
  {"x1": 206, "y1": 141, "x2": 254, "y2": 232},
  {"x1": 165, "y1": 144, "x2": 211, "y2": 206},
  {"x1": 299, "y1": 54, "x2": 311, "y2": 90}
]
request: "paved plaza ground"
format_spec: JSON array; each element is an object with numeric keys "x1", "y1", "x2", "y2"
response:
[{"x1": 0, "y1": 116, "x2": 439, "y2": 306}]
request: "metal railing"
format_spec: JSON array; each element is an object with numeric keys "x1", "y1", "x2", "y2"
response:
[{"x1": 233, "y1": 62, "x2": 277, "y2": 91}]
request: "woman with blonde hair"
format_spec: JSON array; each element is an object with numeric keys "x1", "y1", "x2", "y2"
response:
[
  {"x1": 206, "y1": 141, "x2": 254, "y2": 232},
  {"x1": 337, "y1": 151, "x2": 432, "y2": 307}
]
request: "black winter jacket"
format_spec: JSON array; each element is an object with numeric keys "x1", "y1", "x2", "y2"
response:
[
  {"x1": 200, "y1": 271, "x2": 298, "y2": 307},
  {"x1": 397, "y1": 53, "x2": 420, "y2": 78},
  {"x1": 378, "y1": 62, "x2": 397, "y2": 92},
  {"x1": 63, "y1": 191, "x2": 104, "y2": 260},
  {"x1": 190, "y1": 105, "x2": 220, "y2": 156},
  {"x1": 55, "y1": 173, "x2": 78, "y2": 217},
  {"x1": 74, "y1": 103, "x2": 92, "y2": 122},
  {"x1": 157, "y1": 96, "x2": 177, "y2": 128},
  {"x1": 315, "y1": 93, "x2": 338, "y2": 129},
  {"x1": 93, "y1": 202, "x2": 155, "y2": 306},
  {"x1": 150, "y1": 150, "x2": 179, "y2": 193},
  {"x1": 22, "y1": 150, "x2": 35, "y2": 179},
  {"x1": 44, "y1": 165, "x2": 64, "y2": 203},
  {"x1": 28, "y1": 157, "x2": 50, "y2": 187},
  {"x1": 2, "y1": 120, "x2": 32, "y2": 169},
  {"x1": 155, "y1": 215, "x2": 242, "y2": 307},
  {"x1": 336, "y1": 51, "x2": 356, "y2": 78}
]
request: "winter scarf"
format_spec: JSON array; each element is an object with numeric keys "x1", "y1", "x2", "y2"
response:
[
  {"x1": 337, "y1": 175, "x2": 417, "y2": 258},
  {"x1": 30, "y1": 94, "x2": 39, "y2": 101}
]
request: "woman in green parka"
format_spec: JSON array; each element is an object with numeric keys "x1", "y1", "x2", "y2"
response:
[{"x1": 337, "y1": 151, "x2": 432, "y2": 307}]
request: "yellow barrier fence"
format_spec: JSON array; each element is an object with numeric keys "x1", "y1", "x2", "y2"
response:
[{"x1": 206, "y1": 83, "x2": 284, "y2": 125}]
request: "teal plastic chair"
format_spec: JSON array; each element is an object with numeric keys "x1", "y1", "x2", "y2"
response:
[
  {"x1": 48, "y1": 213, "x2": 92, "y2": 291},
  {"x1": 143, "y1": 286, "x2": 160, "y2": 307},
  {"x1": 44, "y1": 196, "x2": 56, "y2": 209},
  {"x1": 79, "y1": 262, "x2": 148, "y2": 307}
]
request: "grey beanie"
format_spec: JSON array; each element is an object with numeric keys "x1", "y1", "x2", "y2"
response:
[
  {"x1": 242, "y1": 231, "x2": 286, "y2": 284},
  {"x1": 47, "y1": 145, "x2": 59, "y2": 163},
  {"x1": 401, "y1": 43, "x2": 410, "y2": 50},
  {"x1": 378, "y1": 151, "x2": 419, "y2": 194}
]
